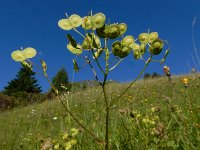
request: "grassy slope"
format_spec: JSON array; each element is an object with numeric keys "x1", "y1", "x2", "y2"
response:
[{"x1": 0, "y1": 75, "x2": 200, "y2": 150}]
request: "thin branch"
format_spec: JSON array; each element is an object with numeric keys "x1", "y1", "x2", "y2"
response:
[
  {"x1": 111, "y1": 56, "x2": 152, "y2": 107},
  {"x1": 85, "y1": 56, "x2": 102, "y2": 86},
  {"x1": 43, "y1": 72, "x2": 103, "y2": 143},
  {"x1": 109, "y1": 58, "x2": 124, "y2": 72}
]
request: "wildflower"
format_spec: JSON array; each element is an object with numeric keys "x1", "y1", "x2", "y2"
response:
[
  {"x1": 69, "y1": 139, "x2": 77, "y2": 145},
  {"x1": 62, "y1": 133, "x2": 69, "y2": 140},
  {"x1": 181, "y1": 77, "x2": 189, "y2": 87},
  {"x1": 70, "y1": 128, "x2": 79, "y2": 137},
  {"x1": 150, "y1": 120, "x2": 156, "y2": 125},
  {"x1": 142, "y1": 118, "x2": 150, "y2": 124},
  {"x1": 151, "y1": 107, "x2": 156, "y2": 113},
  {"x1": 53, "y1": 117, "x2": 57, "y2": 120},
  {"x1": 54, "y1": 143, "x2": 60, "y2": 149},
  {"x1": 65, "y1": 143, "x2": 72, "y2": 150},
  {"x1": 136, "y1": 113, "x2": 142, "y2": 118},
  {"x1": 163, "y1": 65, "x2": 170, "y2": 77}
]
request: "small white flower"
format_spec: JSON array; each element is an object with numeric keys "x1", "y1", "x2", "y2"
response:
[{"x1": 53, "y1": 117, "x2": 57, "y2": 120}]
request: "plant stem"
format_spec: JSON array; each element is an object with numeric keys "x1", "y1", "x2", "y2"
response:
[
  {"x1": 43, "y1": 73, "x2": 103, "y2": 143},
  {"x1": 114, "y1": 56, "x2": 152, "y2": 104},
  {"x1": 109, "y1": 58, "x2": 124, "y2": 71},
  {"x1": 102, "y1": 83, "x2": 109, "y2": 150},
  {"x1": 103, "y1": 37, "x2": 110, "y2": 150}
]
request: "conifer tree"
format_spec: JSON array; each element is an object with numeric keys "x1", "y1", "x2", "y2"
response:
[
  {"x1": 3, "y1": 64, "x2": 42, "y2": 95},
  {"x1": 52, "y1": 68, "x2": 71, "y2": 92}
]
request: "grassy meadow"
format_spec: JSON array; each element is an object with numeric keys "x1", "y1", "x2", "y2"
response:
[{"x1": 0, "y1": 75, "x2": 200, "y2": 150}]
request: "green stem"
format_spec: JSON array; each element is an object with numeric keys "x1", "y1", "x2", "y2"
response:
[
  {"x1": 102, "y1": 82, "x2": 109, "y2": 150},
  {"x1": 103, "y1": 37, "x2": 110, "y2": 150},
  {"x1": 43, "y1": 73, "x2": 103, "y2": 143},
  {"x1": 73, "y1": 28, "x2": 85, "y2": 39},
  {"x1": 109, "y1": 58, "x2": 124, "y2": 71},
  {"x1": 113, "y1": 56, "x2": 152, "y2": 105}
]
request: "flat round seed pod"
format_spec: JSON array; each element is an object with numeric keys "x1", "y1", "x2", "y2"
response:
[
  {"x1": 138, "y1": 33, "x2": 148, "y2": 43},
  {"x1": 107, "y1": 24, "x2": 120, "y2": 39},
  {"x1": 23, "y1": 47, "x2": 37, "y2": 58},
  {"x1": 11, "y1": 50, "x2": 26, "y2": 62},
  {"x1": 118, "y1": 23, "x2": 127, "y2": 35},
  {"x1": 92, "y1": 13, "x2": 106, "y2": 29},
  {"x1": 129, "y1": 43, "x2": 140, "y2": 51},
  {"x1": 68, "y1": 14, "x2": 82, "y2": 28},
  {"x1": 149, "y1": 39, "x2": 164, "y2": 55},
  {"x1": 148, "y1": 32, "x2": 159, "y2": 43},
  {"x1": 58, "y1": 19, "x2": 72, "y2": 30},
  {"x1": 82, "y1": 16, "x2": 93, "y2": 30},
  {"x1": 122, "y1": 36, "x2": 135, "y2": 46}
]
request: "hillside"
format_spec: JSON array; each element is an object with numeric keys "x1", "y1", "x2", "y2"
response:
[{"x1": 0, "y1": 75, "x2": 199, "y2": 149}]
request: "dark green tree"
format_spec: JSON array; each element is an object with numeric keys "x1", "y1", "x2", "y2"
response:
[
  {"x1": 3, "y1": 64, "x2": 42, "y2": 95},
  {"x1": 152, "y1": 72, "x2": 161, "y2": 78},
  {"x1": 143, "y1": 73, "x2": 151, "y2": 79},
  {"x1": 52, "y1": 68, "x2": 71, "y2": 92}
]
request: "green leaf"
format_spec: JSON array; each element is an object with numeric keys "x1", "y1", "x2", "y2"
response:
[
  {"x1": 67, "y1": 34, "x2": 77, "y2": 48},
  {"x1": 40, "y1": 59, "x2": 47, "y2": 74},
  {"x1": 72, "y1": 59, "x2": 79, "y2": 72},
  {"x1": 88, "y1": 33, "x2": 98, "y2": 49}
]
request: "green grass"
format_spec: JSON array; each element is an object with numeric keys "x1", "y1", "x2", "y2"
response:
[{"x1": 0, "y1": 75, "x2": 200, "y2": 150}]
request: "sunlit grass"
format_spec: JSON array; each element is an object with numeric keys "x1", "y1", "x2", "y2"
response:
[{"x1": 0, "y1": 74, "x2": 200, "y2": 149}]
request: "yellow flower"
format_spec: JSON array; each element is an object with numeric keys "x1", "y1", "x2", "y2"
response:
[
  {"x1": 151, "y1": 107, "x2": 156, "y2": 112},
  {"x1": 62, "y1": 133, "x2": 69, "y2": 140},
  {"x1": 11, "y1": 50, "x2": 26, "y2": 62},
  {"x1": 69, "y1": 139, "x2": 77, "y2": 145},
  {"x1": 142, "y1": 118, "x2": 150, "y2": 124},
  {"x1": 65, "y1": 143, "x2": 72, "y2": 150},
  {"x1": 182, "y1": 77, "x2": 189, "y2": 84},
  {"x1": 70, "y1": 128, "x2": 79, "y2": 137},
  {"x1": 23, "y1": 47, "x2": 37, "y2": 58}
]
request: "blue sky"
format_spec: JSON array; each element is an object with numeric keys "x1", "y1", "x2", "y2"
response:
[{"x1": 1, "y1": 0, "x2": 200, "y2": 92}]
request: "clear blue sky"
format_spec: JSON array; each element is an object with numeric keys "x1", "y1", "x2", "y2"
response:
[{"x1": 1, "y1": 0, "x2": 200, "y2": 92}]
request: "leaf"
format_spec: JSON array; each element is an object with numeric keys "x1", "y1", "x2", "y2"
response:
[
  {"x1": 67, "y1": 34, "x2": 77, "y2": 48},
  {"x1": 40, "y1": 59, "x2": 47, "y2": 74},
  {"x1": 72, "y1": 59, "x2": 79, "y2": 72},
  {"x1": 88, "y1": 33, "x2": 98, "y2": 49},
  {"x1": 67, "y1": 44, "x2": 82, "y2": 55}
]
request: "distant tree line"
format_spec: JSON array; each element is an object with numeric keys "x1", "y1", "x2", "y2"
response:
[
  {"x1": 143, "y1": 72, "x2": 162, "y2": 79},
  {"x1": 0, "y1": 64, "x2": 101, "y2": 110},
  {"x1": 0, "y1": 64, "x2": 72, "y2": 109}
]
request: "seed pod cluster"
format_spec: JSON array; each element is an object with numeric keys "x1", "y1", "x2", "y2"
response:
[{"x1": 96, "y1": 23, "x2": 128, "y2": 39}]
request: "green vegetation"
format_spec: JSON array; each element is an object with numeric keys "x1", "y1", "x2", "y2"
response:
[
  {"x1": 51, "y1": 68, "x2": 71, "y2": 93},
  {"x1": 3, "y1": 64, "x2": 42, "y2": 95},
  {"x1": 0, "y1": 75, "x2": 199, "y2": 149}
]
